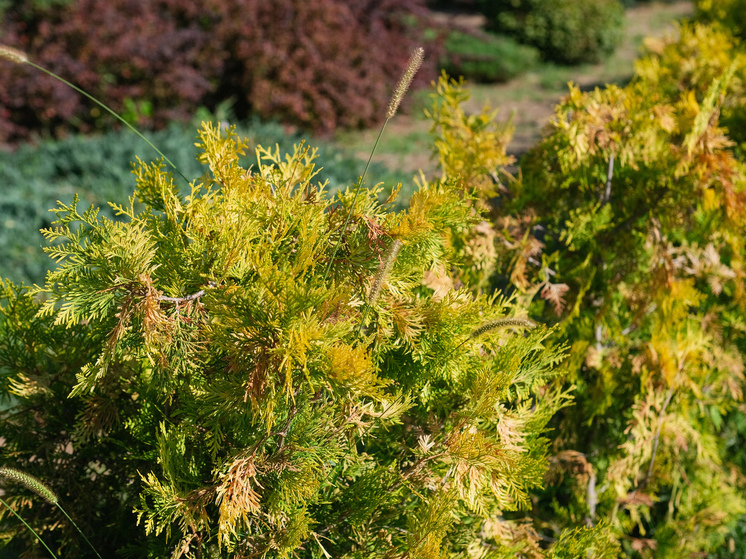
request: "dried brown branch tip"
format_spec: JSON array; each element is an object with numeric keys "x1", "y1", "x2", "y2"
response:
[
  {"x1": 0, "y1": 44, "x2": 28, "y2": 64},
  {"x1": 0, "y1": 467, "x2": 58, "y2": 505},
  {"x1": 386, "y1": 47, "x2": 424, "y2": 120}
]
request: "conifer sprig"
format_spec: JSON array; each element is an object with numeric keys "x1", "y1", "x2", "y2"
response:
[
  {"x1": 0, "y1": 43, "x2": 190, "y2": 185},
  {"x1": 323, "y1": 47, "x2": 424, "y2": 283}
]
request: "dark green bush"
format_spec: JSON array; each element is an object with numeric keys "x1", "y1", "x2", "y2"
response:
[
  {"x1": 0, "y1": 0, "x2": 73, "y2": 18},
  {"x1": 478, "y1": 0, "x2": 625, "y2": 65},
  {"x1": 0, "y1": 120, "x2": 403, "y2": 286},
  {"x1": 441, "y1": 30, "x2": 540, "y2": 82}
]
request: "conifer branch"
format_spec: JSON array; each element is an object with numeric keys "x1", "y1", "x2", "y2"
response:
[
  {"x1": 318, "y1": 446, "x2": 447, "y2": 537},
  {"x1": 385, "y1": 452, "x2": 446, "y2": 495},
  {"x1": 273, "y1": 401, "x2": 298, "y2": 453}
]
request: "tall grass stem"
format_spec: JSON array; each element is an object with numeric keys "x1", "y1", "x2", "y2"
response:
[
  {"x1": 23, "y1": 57, "x2": 191, "y2": 185},
  {"x1": 0, "y1": 496, "x2": 59, "y2": 559},
  {"x1": 323, "y1": 119, "x2": 388, "y2": 283},
  {"x1": 59, "y1": 505, "x2": 103, "y2": 559},
  {"x1": 322, "y1": 47, "x2": 423, "y2": 284}
]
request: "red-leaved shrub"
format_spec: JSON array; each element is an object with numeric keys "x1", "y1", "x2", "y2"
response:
[{"x1": 0, "y1": 0, "x2": 437, "y2": 144}]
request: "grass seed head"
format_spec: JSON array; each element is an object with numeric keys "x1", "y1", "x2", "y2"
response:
[
  {"x1": 369, "y1": 239, "x2": 404, "y2": 306},
  {"x1": 0, "y1": 45, "x2": 29, "y2": 64},
  {"x1": 0, "y1": 467, "x2": 58, "y2": 505},
  {"x1": 469, "y1": 318, "x2": 537, "y2": 340},
  {"x1": 386, "y1": 47, "x2": 424, "y2": 120}
]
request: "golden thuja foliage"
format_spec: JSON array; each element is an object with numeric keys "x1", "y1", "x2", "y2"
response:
[{"x1": 429, "y1": 18, "x2": 746, "y2": 557}]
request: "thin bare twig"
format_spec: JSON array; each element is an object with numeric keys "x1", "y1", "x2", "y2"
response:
[
  {"x1": 602, "y1": 153, "x2": 615, "y2": 204},
  {"x1": 586, "y1": 467, "x2": 597, "y2": 526},
  {"x1": 157, "y1": 290, "x2": 206, "y2": 303},
  {"x1": 644, "y1": 385, "x2": 675, "y2": 486}
]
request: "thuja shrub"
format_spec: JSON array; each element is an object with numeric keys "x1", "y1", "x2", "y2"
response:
[
  {"x1": 0, "y1": 64, "x2": 618, "y2": 557},
  {"x1": 0, "y1": 0, "x2": 436, "y2": 143},
  {"x1": 434, "y1": 21, "x2": 746, "y2": 555},
  {"x1": 477, "y1": 0, "x2": 625, "y2": 65}
]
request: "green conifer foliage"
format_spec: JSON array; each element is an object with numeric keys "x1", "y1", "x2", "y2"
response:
[
  {"x1": 0, "y1": 118, "x2": 613, "y2": 556},
  {"x1": 439, "y1": 21, "x2": 746, "y2": 556}
]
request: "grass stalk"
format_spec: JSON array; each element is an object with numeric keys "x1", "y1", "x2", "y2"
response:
[
  {"x1": 322, "y1": 118, "x2": 389, "y2": 283},
  {"x1": 322, "y1": 47, "x2": 423, "y2": 284},
  {"x1": 0, "y1": 44, "x2": 190, "y2": 185},
  {"x1": 58, "y1": 505, "x2": 103, "y2": 559}
]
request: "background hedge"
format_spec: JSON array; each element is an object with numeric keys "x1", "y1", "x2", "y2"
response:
[
  {"x1": 0, "y1": 0, "x2": 438, "y2": 144},
  {"x1": 440, "y1": 30, "x2": 540, "y2": 83},
  {"x1": 478, "y1": 0, "x2": 625, "y2": 65}
]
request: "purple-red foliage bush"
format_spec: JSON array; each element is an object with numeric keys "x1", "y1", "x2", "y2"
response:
[{"x1": 0, "y1": 0, "x2": 437, "y2": 144}]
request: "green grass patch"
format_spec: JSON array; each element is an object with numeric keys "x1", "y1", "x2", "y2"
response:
[{"x1": 441, "y1": 30, "x2": 540, "y2": 83}]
